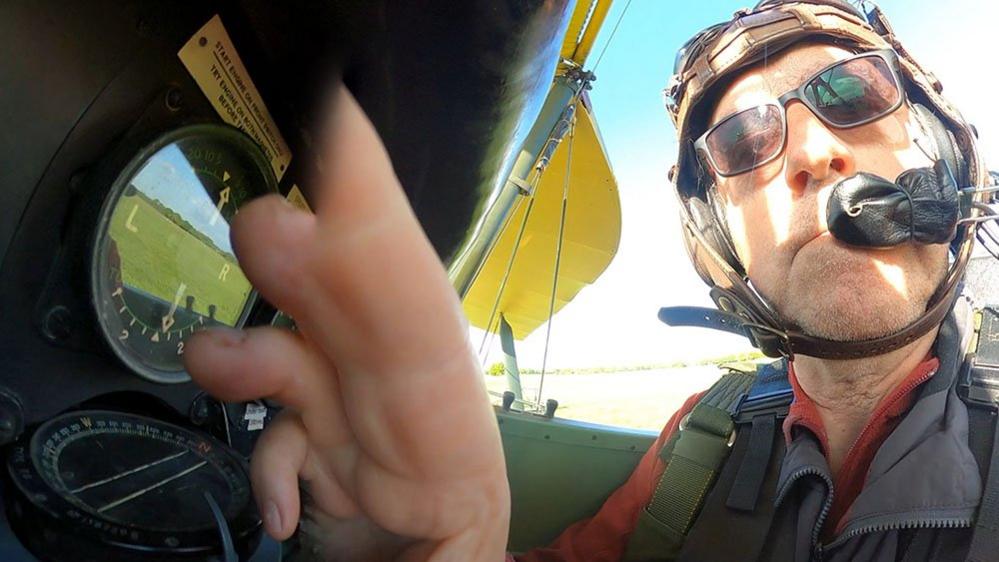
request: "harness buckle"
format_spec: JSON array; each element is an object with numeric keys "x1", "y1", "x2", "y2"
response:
[
  {"x1": 679, "y1": 412, "x2": 737, "y2": 448},
  {"x1": 958, "y1": 306, "x2": 999, "y2": 409}
]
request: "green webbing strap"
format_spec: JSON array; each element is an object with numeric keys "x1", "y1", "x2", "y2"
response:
[{"x1": 622, "y1": 370, "x2": 755, "y2": 562}]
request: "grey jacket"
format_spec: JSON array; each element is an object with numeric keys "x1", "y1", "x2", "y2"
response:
[{"x1": 757, "y1": 307, "x2": 983, "y2": 561}]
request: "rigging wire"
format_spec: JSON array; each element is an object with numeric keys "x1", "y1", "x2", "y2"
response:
[
  {"x1": 536, "y1": 101, "x2": 578, "y2": 408},
  {"x1": 477, "y1": 172, "x2": 543, "y2": 363},
  {"x1": 477, "y1": 81, "x2": 591, "y2": 395},
  {"x1": 592, "y1": 0, "x2": 633, "y2": 71}
]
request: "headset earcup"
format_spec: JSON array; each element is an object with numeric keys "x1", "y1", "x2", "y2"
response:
[
  {"x1": 911, "y1": 103, "x2": 967, "y2": 187},
  {"x1": 687, "y1": 196, "x2": 743, "y2": 276},
  {"x1": 706, "y1": 188, "x2": 745, "y2": 274},
  {"x1": 911, "y1": 103, "x2": 970, "y2": 255}
]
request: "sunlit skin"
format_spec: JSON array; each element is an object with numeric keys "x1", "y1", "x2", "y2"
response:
[
  {"x1": 708, "y1": 42, "x2": 950, "y2": 473},
  {"x1": 184, "y1": 85, "x2": 510, "y2": 561}
]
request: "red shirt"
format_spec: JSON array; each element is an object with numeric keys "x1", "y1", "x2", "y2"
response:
[{"x1": 510, "y1": 357, "x2": 939, "y2": 561}]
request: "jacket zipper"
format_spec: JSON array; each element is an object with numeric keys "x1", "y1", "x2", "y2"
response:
[
  {"x1": 822, "y1": 516, "x2": 974, "y2": 551},
  {"x1": 837, "y1": 366, "x2": 939, "y2": 479},
  {"x1": 774, "y1": 466, "x2": 835, "y2": 561},
  {"x1": 773, "y1": 459, "x2": 974, "y2": 561},
  {"x1": 811, "y1": 365, "x2": 940, "y2": 559},
  {"x1": 780, "y1": 363, "x2": 946, "y2": 560}
]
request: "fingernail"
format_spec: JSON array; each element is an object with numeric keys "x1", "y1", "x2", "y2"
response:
[
  {"x1": 206, "y1": 327, "x2": 247, "y2": 348},
  {"x1": 264, "y1": 500, "x2": 283, "y2": 536}
]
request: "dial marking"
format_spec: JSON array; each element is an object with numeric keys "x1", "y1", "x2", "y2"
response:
[
  {"x1": 96, "y1": 460, "x2": 208, "y2": 514},
  {"x1": 111, "y1": 287, "x2": 123, "y2": 298},
  {"x1": 209, "y1": 186, "x2": 232, "y2": 226},
  {"x1": 150, "y1": 332, "x2": 160, "y2": 342},
  {"x1": 118, "y1": 305, "x2": 127, "y2": 313},
  {"x1": 124, "y1": 204, "x2": 140, "y2": 233},
  {"x1": 68, "y1": 450, "x2": 189, "y2": 494},
  {"x1": 161, "y1": 283, "x2": 187, "y2": 333},
  {"x1": 129, "y1": 318, "x2": 136, "y2": 327},
  {"x1": 142, "y1": 327, "x2": 147, "y2": 335}
]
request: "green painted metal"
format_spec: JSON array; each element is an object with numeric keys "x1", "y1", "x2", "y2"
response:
[
  {"x1": 500, "y1": 314, "x2": 525, "y2": 408},
  {"x1": 498, "y1": 408, "x2": 658, "y2": 552}
]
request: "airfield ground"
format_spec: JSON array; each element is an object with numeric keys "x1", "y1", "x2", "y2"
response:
[{"x1": 484, "y1": 366, "x2": 726, "y2": 432}]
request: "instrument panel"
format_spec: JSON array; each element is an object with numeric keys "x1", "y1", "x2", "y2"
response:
[{"x1": 0, "y1": 0, "x2": 572, "y2": 559}]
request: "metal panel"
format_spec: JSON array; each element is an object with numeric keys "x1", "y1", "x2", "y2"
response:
[{"x1": 498, "y1": 409, "x2": 657, "y2": 552}]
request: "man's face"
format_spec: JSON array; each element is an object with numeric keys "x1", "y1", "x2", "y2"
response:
[{"x1": 709, "y1": 42, "x2": 949, "y2": 341}]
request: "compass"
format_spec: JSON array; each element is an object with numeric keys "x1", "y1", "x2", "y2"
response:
[{"x1": 5, "y1": 411, "x2": 260, "y2": 561}]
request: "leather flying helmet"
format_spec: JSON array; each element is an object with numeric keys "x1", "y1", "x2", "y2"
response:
[{"x1": 660, "y1": 0, "x2": 997, "y2": 359}]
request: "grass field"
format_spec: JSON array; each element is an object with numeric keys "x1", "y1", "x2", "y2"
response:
[
  {"x1": 484, "y1": 366, "x2": 726, "y2": 431},
  {"x1": 109, "y1": 192, "x2": 251, "y2": 326}
]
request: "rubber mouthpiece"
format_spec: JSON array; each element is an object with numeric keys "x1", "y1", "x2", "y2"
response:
[{"x1": 826, "y1": 159, "x2": 959, "y2": 248}]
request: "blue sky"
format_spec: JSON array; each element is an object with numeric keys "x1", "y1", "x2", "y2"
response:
[
  {"x1": 131, "y1": 144, "x2": 235, "y2": 253},
  {"x1": 477, "y1": 0, "x2": 999, "y2": 370}
]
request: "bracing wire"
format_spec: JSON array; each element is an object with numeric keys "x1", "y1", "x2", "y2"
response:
[
  {"x1": 536, "y1": 101, "x2": 578, "y2": 408},
  {"x1": 592, "y1": 0, "x2": 633, "y2": 72},
  {"x1": 477, "y1": 173, "x2": 543, "y2": 363}
]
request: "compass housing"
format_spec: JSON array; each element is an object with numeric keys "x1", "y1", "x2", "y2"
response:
[{"x1": 6, "y1": 410, "x2": 260, "y2": 561}]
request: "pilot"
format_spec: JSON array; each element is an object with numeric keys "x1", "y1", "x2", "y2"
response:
[{"x1": 183, "y1": 0, "x2": 998, "y2": 560}]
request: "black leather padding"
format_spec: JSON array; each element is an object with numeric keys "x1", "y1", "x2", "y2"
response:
[
  {"x1": 688, "y1": 196, "x2": 742, "y2": 274},
  {"x1": 911, "y1": 103, "x2": 968, "y2": 189}
]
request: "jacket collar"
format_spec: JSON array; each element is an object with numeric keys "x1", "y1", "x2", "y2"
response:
[{"x1": 775, "y1": 303, "x2": 982, "y2": 544}]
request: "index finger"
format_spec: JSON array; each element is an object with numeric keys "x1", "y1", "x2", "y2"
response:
[
  {"x1": 226, "y1": 84, "x2": 502, "y2": 480},
  {"x1": 231, "y1": 84, "x2": 471, "y2": 378}
]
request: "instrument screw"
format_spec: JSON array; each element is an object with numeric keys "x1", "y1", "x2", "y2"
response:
[
  {"x1": 165, "y1": 88, "x2": 184, "y2": 112},
  {"x1": 189, "y1": 394, "x2": 212, "y2": 426},
  {"x1": 0, "y1": 419, "x2": 15, "y2": 445},
  {"x1": 0, "y1": 390, "x2": 26, "y2": 445},
  {"x1": 42, "y1": 306, "x2": 72, "y2": 342},
  {"x1": 68, "y1": 170, "x2": 87, "y2": 193}
]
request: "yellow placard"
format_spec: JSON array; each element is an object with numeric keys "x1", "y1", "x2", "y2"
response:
[{"x1": 178, "y1": 15, "x2": 293, "y2": 181}]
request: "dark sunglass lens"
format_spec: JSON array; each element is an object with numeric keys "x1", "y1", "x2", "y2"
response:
[
  {"x1": 804, "y1": 55, "x2": 901, "y2": 126},
  {"x1": 706, "y1": 105, "x2": 784, "y2": 175}
]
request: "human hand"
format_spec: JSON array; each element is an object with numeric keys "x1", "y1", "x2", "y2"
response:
[{"x1": 184, "y1": 84, "x2": 510, "y2": 561}]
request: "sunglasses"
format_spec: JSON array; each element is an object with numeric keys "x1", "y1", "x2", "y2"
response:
[{"x1": 694, "y1": 49, "x2": 905, "y2": 177}]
